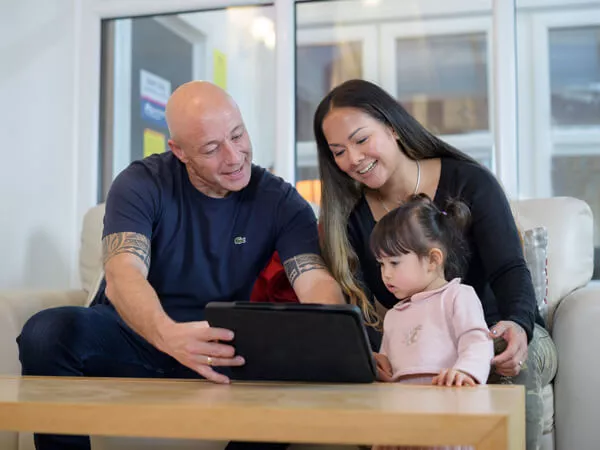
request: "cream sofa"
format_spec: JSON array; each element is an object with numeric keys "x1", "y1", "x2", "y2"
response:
[{"x1": 0, "y1": 196, "x2": 597, "y2": 450}]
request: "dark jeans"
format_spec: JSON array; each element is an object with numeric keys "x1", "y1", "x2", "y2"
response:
[{"x1": 17, "y1": 304, "x2": 288, "y2": 450}]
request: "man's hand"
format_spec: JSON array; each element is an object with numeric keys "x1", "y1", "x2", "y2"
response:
[
  {"x1": 432, "y1": 369, "x2": 476, "y2": 387},
  {"x1": 490, "y1": 320, "x2": 528, "y2": 377},
  {"x1": 373, "y1": 352, "x2": 393, "y2": 382},
  {"x1": 157, "y1": 320, "x2": 245, "y2": 384}
]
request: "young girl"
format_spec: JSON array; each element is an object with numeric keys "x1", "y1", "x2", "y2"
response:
[{"x1": 370, "y1": 194, "x2": 494, "y2": 450}]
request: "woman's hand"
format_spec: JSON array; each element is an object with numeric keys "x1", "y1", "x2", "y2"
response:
[
  {"x1": 432, "y1": 369, "x2": 476, "y2": 387},
  {"x1": 373, "y1": 352, "x2": 393, "y2": 382},
  {"x1": 490, "y1": 320, "x2": 528, "y2": 377}
]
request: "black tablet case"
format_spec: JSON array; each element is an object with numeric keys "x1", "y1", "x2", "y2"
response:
[{"x1": 204, "y1": 302, "x2": 376, "y2": 383}]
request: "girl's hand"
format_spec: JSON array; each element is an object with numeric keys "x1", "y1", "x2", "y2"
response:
[
  {"x1": 432, "y1": 368, "x2": 476, "y2": 387},
  {"x1": 373, "y1": 352, "x2": 393, "y2": 382}
]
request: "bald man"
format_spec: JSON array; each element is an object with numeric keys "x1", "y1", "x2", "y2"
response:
[{"x1": 17, "y1": 81, "x2": 344, "y2": 450}]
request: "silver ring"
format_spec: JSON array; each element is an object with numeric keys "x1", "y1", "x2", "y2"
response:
[
  {"x1": 206, "y1": 356, "x2": 214, "y2": 366},
  {"x1": 518, "y1": 360, "x2": 523, "y2": 367}
]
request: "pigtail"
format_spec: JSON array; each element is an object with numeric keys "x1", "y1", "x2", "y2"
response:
[
  {"x1": 443, "y1": 198, "x2": 471, "y2": 233},
  {"x1": 441, "y1": 198, "x2": 471, "y2": 280}
]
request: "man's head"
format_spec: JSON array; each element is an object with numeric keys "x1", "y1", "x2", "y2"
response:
[{"x1": 166, "y1": 81, "x2": 252, "y2": 197}]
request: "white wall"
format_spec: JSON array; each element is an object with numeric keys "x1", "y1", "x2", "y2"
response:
[{"x1": 0, "y1": 0, "x2": 78, "y2": 289}]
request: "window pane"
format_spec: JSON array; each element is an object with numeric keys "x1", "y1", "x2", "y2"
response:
[
  {"x1": 516, "y1": 1, "x2": 600, "y2": 280},
  {"x1": 297, "y1": 42, "x2": 363, "y2": 142},
  {"x1": 552, "y1": 155, "x2": 600, "y2": 278},
  {"x1": 549, "y1": 26, "x2": 600, "y2": 127},
  {"x1": 550, "y1": 24, "x2": 600, "y2": 279},
  {"x1": 130, "y1": 18, "x2": 192, "y2": 163},
  {"x1": 295, "y1": 0, "x2": 493, "y2": 194},
  {"x1": 99, "y1": 5, "x2": 276, "y2": 199},
  {"x1": 396, "y1": 33, "x2": 489, "y2": 135}
]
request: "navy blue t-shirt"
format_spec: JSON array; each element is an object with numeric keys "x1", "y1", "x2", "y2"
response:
[{"x1": 99, "y1": 152, "x2": 320, "y2": 323}]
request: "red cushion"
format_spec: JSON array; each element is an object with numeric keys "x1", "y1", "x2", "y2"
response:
[{"x1": 250, "y1": 252, "x2": 299, "y2": 303}]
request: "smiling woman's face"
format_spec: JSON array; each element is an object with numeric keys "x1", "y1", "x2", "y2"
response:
[{"x1": 321, "y1": 107, "x2": 401, "y2": 190}]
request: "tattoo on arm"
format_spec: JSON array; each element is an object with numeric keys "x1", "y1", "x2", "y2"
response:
[
  {"x1": 102, "y1": 232, "x2": 151, "y2": 269},
  {"x1": 283, "y1": 253, "x2": 327, "y2": 286}
]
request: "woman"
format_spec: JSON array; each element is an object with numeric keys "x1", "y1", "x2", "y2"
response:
[{"x1": 314, "y1": 79, "x2": 557, "y2": 450}]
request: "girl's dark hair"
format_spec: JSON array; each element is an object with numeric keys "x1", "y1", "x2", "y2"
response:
[
  {"x1": 314, "y1": 79, "x2": 479, "y2": 323},
  {"x1": 370, "y1": 194, "x2": 471, "y2": 280}
]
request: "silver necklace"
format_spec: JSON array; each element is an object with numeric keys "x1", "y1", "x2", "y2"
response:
[{"x1": 379, "y1": 159, "x2": 421, "y2": 213}]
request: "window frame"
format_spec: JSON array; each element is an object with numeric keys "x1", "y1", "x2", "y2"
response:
[
  {"x1": 525, "y1": 7, "x2": 600, "y2": 197},
  {"x1": 77, "y1": 0, "x2": 275, "y2": 228},
  {"x1": 379, "y1": 16, "x2": 495, "y2": 168}
]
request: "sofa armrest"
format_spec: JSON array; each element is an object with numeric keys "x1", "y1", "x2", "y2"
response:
[
  {"x1": 552, "y1": 283, "x2": 600, "y2": 450},
  {"x1": 0, "y1": 290, "x2": 87, "y2": 375}
]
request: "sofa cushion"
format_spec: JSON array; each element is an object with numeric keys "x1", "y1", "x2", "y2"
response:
[
  {"x1": 522, "y1": 227, "x2": 549, "y2": 323},
  {"x1": 86, "y1": 270, "x2": 105, "y2": 306},
  {"x1": 511, "y1": 197, "x2": 594, "y2": 326},
  {"x1": 79, "y1": 204, "x2": 106, "y2": 294},
  {"x1": 250, "y1": 252, "x2": 298, "y2": 304}
]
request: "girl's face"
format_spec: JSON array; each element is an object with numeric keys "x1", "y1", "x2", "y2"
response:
[
  {"x1": 321, "y1": 107, "x2": 402, "y2": 190},
  {"x1": 376, "y1": 251, "x2": 443, "y2": 300}
]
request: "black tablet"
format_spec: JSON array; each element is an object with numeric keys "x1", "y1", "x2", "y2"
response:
[{"x1": 204, "y1": 302, "x2": 376, "y2": 383}]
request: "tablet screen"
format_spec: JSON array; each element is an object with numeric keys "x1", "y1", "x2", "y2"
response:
[{"x1": 205, "y1": 302, "x2": 376, "y2": 383}]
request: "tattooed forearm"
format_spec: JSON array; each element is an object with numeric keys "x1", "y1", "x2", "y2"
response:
[
  {"x1": 102, "y1": 232, "x2": 151, "y2": 269},
  {"x1": 283, "y1": 253, "x2": 327, "y2": 286}
]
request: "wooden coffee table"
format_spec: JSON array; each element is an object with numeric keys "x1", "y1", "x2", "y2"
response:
[{"x1": 0, "y1": 376, "x2": 523, "y2": 449}]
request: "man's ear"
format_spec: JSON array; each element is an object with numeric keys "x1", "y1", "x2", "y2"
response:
[
  {"x1": 168, "y1": 139, "x2": 187, "y2": 163},
  {"x1": 428, "y1": 247, "x2": 444, "y2": 271}
]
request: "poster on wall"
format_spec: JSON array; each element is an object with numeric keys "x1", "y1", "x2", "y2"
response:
[
  {"x1": 140, "y1": 69, "x2": 171, "y2": 129},
  {"x1": 143, "y1": 129, "x2": 166, "y2": 158},
  {"x1": 213, "y1": 50, "x2": 227, "y2": 90}
]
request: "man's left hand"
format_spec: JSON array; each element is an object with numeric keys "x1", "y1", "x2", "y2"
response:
[{"x1": 490, "y1": 320, "x2": 528, "y2": 377}]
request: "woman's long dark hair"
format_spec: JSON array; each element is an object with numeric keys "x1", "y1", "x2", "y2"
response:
[{"x1": 314, "y1": 79, "x2": 478, "y2": 325}]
